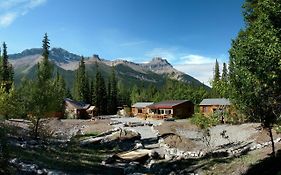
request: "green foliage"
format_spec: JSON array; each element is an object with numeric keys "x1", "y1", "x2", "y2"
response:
[
  {"x1": 93, "y1": 62, "x2": 107, "y2": 115},
  {"x1": 130, "y1": 78, "x2": 208, "y2": 105},
  {"x1": 229, "y1": 0, "x2": 281, "y2": 126},
  {"x1": 274, "y1": 125, "x2": 281, "y2": 134},
  {"x1": 191, "y1": 113, "x2": 220, "y2": 129},
  {"x1": 0, "y1": 85, "x2": 18, "y2": 119},
  {"x1": 73, "y1": 57, "x2": 90, "y2": 103},
  {"x1": 107, "y1": 67, "x2": 118, "y2": 114},
  {"x1": 24, "y1": 33, "x2": 67, "y2": 138},
  {"x1": 0, "y1": 42, "x2": 13, "y2": 93},
  {"x1": 210, "y1": 60, "x2": 230, "y2": 98},
  {"x1": 229, "y1": 0, "x2": 281, "y2": 156}
]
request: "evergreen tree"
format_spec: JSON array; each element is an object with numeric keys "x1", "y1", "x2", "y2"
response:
[
  {"x1": 221, "y1": 62, "x2": 228, "y2": 82},
  {"x1": 38, "y1": 34, "x2": 52, "y2": 83},
  {"x1": 229, "y1": 0, "x2": 281, "y2": 156},
  {"x1": 108, "y1": 67, "x2": 118, "y2": 114},
  {"x1": 107, "y1": 78, "x2": 112, "y2": 114},
  {"x1": 93, "y1": 62, "x2": 107, "y2": 115},
  {"x1": 52, "y1": 72, "x2": 67, "y2": 112},
  {"x1": 0, "y1": 42, "x2": 13, "y2": 92},
  {"x1": 73, "y1": 57, "x2": 90, "y2": 103},
  {"x1": 32, "y1": 33, "x2": 54, "y2": 138},
  {"x1": 210, "y1": 59, "x2": 221, "y2": 97},
  {"x1": 213, "y1": 59, "x2": 220, "y2": 85}
]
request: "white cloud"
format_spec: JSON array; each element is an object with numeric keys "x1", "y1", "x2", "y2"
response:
[
  {"x1": 0, "y1": 12, "x2": 18, "y2": 27},
  {"x1": 0, "y1": 0, "x2": 47, "y2": 27},
  {"x1": 174, "y1": 54, "x2": 226, "y2": 86},
  {"x1": 175, "y1": 63, "x2": 215, "y2": 86},
  {"x1": 179, "y1": 54, "x2": 214, "y2": 64}
]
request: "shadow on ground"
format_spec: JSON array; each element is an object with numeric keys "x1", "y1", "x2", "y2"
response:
[{"x1": 243, "y1": 150, "x2": 281, "y2": 175}]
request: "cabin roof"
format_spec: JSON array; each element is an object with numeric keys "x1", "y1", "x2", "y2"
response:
[
  {"x1": 64, "y1": 98, "x2": 90, "y2": 110},
  {"x1": 148, "y1": 100, "x2": 190, "y2": 109},
  {"x1": 132, "y1": 102, "x2": 154, "y2": 108},
  {"x1": 199, "y1": 98, "x2": 231, "y2": 106}
]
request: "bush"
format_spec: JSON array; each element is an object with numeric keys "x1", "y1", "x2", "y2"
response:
[
  {"x1": 191, "y1": 113, "x2": 220, "y2": 129},
  {"x1": 224, "y1": 106, "x2": 249, "y2": 125}
]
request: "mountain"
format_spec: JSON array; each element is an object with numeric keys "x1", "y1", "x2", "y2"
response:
[{"x1": 9, "y1": 48, "x2": 208, "y2": 89}]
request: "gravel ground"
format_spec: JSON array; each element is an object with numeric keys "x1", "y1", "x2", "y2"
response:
[
  {"x1": 209, "y1": 123, "x2": 260, "y2": 148},
  {"x1": 110, "y1": 117, "x2": 162, "y2": 139}
]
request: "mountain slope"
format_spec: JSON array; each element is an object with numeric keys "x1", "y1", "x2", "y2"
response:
[{"x1": 9, "y1": 48, "x2": 208, "y2": 89}]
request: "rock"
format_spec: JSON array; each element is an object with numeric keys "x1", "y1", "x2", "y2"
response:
[
  {"x1": 164, "y1": 153, "x2": 174, "y2": 160},
  {"x1": 149, "y1": 150, "x2": 160, "y2": 159},
  {"x1": 134, "y1": 142, "x2": 144, "y2": 149},
  {"x1": 116, "y1": 149, "x2": 152, "y2": 162},
  {"x1": 274, "y1": 137, "x2": 281, "y2": 143}
]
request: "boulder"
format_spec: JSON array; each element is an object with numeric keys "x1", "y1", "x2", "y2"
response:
[{"x1": 116, "y1": 149, "x2": 152, "y2": 162}]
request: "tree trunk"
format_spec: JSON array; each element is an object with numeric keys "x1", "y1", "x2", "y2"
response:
[
  {"x1": 34, "y1": 118, "x2": 40, "y2": 139},
  {"x1": 268, "y1": 126, "x2": 275, "y2": 157}
]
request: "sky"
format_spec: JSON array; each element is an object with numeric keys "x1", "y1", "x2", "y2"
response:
[{"x1": 0, "y1": 0, "x2": 245, "y2": 85}]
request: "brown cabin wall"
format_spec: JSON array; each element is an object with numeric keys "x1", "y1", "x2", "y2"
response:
[
  {"x1": 200, "y1": 105, "x2": 229, "y2": 115},
  {"x1": 132, "y1": 107, "x2": 139, "y2": 116},
  {"x1": 173, "y1": 101, "x2": 194, "y2": 118},
  {"x1": 132, "y1": 107, "x2": 150, "y2": 116}
]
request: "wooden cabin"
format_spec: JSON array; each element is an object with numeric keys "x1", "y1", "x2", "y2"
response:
[
  {"x1": 148, "y1": 100, "x2": 194, "y2": 119},
  {"x1": 64, "y1": 98, "x2": 95, "y2": 119},
  {"x1": 199, "y1": 98, "x2": 231, "y2": 115},
  {"x1": 131, "y1": 102, "x2": 154, "y2": 116}
]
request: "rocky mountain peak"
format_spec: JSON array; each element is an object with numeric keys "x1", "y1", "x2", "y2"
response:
[{"x1": 148, "y1": 57, "x2": 172, "y2": 67}]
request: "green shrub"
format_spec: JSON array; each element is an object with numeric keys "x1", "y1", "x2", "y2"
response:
[
  {"x1": 191, "y1": 113, "x2": 220, "y2": 129},
  {"x1": 275, "y1": 125, "x2": 281, "y2": 134}
]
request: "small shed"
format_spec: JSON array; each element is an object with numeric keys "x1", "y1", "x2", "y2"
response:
[
  {"x1": 131, "y1": 102, "x2": 154, "y2": 116},
  {"x1": 64, "y1": 98, "x2": 91, "y2": 119},
  {"x1": 148, "y1": 100, "x2": 194, "y2": 119},
  {"x1": 199, "y1": 98, "x2": 231, "y2": 115}
]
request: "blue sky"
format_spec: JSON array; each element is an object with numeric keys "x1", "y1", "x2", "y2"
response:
[{"x1": 0, "y1": 0, "x2": 244, "y2": 84}]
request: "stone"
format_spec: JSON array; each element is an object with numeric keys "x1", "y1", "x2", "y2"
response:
[
  {"x1": 149, "y1": 150, "x2": 160, "y2": 159},
  {"x1": 274, "y1": 138, "x2": 281, "y2": 143},
  {"x1": 134, "y1": 142, "x2": 144, "y2": 149}
]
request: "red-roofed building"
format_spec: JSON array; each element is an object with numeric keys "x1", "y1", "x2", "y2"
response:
[{"x1": 147, "y1": 100, "x2": 194, "y2": 119}]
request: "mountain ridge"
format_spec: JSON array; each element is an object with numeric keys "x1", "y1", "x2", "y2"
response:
[{"x1": 9, "y1": 48, "x2": 209, "y2": 89}]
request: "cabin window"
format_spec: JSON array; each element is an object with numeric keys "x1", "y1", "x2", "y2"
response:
[{"x1": 165, "y1": 109, "x2": 172, "y2": 114}]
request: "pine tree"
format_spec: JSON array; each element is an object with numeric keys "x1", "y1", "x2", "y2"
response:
[
  {"x1": 221, "y1": 63, "x2": 228, "y2": 82},
  {"x1": 213, "y1": 59, "x2": 220, "y2": 85},
  {"x1": 38, "y1": 34, "x2": 52, "y2": 83},
  {"x1": 52, "y1": 72, "x2": 67, "y2": 112},
  {"x1": 73, "y1": 56, "x2": 90, "y2": 103},
  {"x1": 93, "y1": 62, "x2": 107, "y2": 115},
  {"x1": 107, "y1": 78, "x2": 112, "y2": 114},
  {"x1": 0, "y1": 42, "x2": 13, "y2": 92},
  {"x1": 210, "y1": 59, "x2": 221, "y2": 97},
  {"x1": 108, "y1": 67, "x2": 117, "y2": 114},
  {"x1": 32, "y1": 33, "x2": 55, "y2": 139}
]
